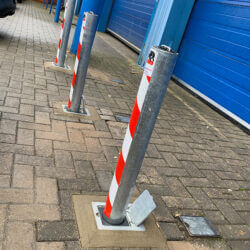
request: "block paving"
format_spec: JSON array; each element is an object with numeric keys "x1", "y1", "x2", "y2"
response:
[{"x1": 0, "y1": 1, "x2": 249, "y2": 249}]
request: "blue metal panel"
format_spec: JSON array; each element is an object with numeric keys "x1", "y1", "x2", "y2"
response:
[
  {"x1": 174, "y1": 0, "x2": 250, "y2": 126},
  {"x1": 108, "y1": 0, "x2": 156, "y2": 49},
  {"x1": 138, "y1": 0, "x2": 195, "y2": 67},
  {"x1": 75, "y1": 0, "x2": 83, "y2": 15},
  {"x1": 97, "y1": 0, "x2": 114, "y2": 32}
]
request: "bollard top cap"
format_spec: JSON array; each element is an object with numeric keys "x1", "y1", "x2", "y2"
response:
[{"x1": 157, "y1": 45, "x2": 176, "y2": 54}]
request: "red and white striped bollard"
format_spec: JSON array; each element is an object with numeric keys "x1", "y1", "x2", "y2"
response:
[{"x1": 102, "y1": 46, "x2": 178, "y2": 225}]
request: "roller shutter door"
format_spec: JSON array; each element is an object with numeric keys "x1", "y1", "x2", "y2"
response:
[
  {"x1": 108, "y1": 0, "x2": 156, "y2": 50},
  {"x1": 174, "y1": 0, "x2": 250, "y2": 127}
]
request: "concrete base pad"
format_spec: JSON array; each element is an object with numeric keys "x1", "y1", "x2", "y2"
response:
[
  {"x1": 72, "y1": 194, "x2": 168, "y2": 248},
  {"x1": 52, "y1": 102, "x2": 100, "y2": 121},
  {"x1": 44, "y1": 62, "x2": 73, "y2": 74}
]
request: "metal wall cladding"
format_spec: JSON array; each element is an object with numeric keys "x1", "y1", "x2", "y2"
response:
[
  {"x1": 174, "y1": 0, "x2": 250, "y2": 125},
  {"x1": 108, "y1": 0, "x2": 156, "y2": 49}
]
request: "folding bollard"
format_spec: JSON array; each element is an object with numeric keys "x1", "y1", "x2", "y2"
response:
[
  {"x1": 63, "y1": 12, "x2": 98, "y2": 115},
  {"x1": 55, "y1": 0, "x2": 76, "y2": 68},
  {"x1": 45, "y1": 0, "x2": 76, "y2": 73},
  {"x1": 101, "y1": 46, "x2": 178, "y2": 225}
]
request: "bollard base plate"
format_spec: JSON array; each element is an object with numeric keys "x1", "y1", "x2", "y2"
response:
[
  {"x1": 62, "y1": 104, "x2": 90, "y2": 116},
  {"x1": 92, "y1": 202, "x2": 145, "y2": 231},
  {"x1": 72, "y1": 194, "x2": 168, "y2": 248},
  {"x1": 44, "y1": 62, "x2": 73, "y2": 74}
]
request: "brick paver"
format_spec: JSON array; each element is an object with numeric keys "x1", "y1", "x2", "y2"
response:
[{"x1": 0, "y1": 1, "x2": 249, "y2": 249}]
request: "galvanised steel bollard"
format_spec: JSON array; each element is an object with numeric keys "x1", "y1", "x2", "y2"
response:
[
  {"x1": 102, "y1": 46, "x2": 178, "y2": 225},
  {"x1": 55, "y1": 0, "x2": 77, "y2": 68},
  {"x1": 65, "y1": 12, "x2": 98, "y2": 114},
  {"x1": 54, "y1": 0, "x2": 62, "y2": 23}
]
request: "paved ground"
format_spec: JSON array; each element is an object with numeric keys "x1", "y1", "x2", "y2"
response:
[{"x1": 0, "y1": 1, "x2": 249, "y2": 249}]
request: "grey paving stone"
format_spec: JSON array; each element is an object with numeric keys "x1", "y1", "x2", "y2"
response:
[
  {"x1": 59, "y1": 191, "x2": 80, "y2": 220},
  {"x1": 162, "y1": 196, "x2": 200, "y2": 209},
  {"x1": 227, "y1": 240, "x2": 250, "y2": 250},
  {"x1": 153, "y1": 197, "x2": 175, "y2": 223},
  {"x1": 95, "y1": 170, "x2": 113, "y2": 192},
  {"x1": 159, "y1": 222, "x2": 185, "y2": 240},
  {"x1": 15, "y1": 154, "x2": 54, "y2": 167},
  {"x1": 187, "y1": 187, "x2": 217, "y2": 210},
  {"x1": 217, "y1": 225, "x2": 250, "y2": 240},
  {"x1": 137, "y1": 184, "x2": 173, "y2": 197},
  {"x1": 213, "y1": 199, "x2": 245, "y2": 224},
  {"x1": 0, "y1": 153, "x2": 13, "y2": 174},
  {"x1": 58, "y1": 179, "x2": 100, "y2": 192},
  {"x1": 204, "y1": 210, "x2": 227, "y2": 225},
  {"x1": 36, "y1": 221, "x2": 79, "y2": 241},
  {"x1": 74, "y1": 161, "x2": 95, "y2": 179},
  {"x1": 65, "y1": 241, "x2": 82, "y2": 250}
]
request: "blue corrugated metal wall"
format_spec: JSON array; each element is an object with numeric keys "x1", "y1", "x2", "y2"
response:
[
  {"x1": 174, "y1": 0, "x2": 250, "y2": 125},
  {"x1": 108, "y1": 0, "x2": 156, "y2": 49}
]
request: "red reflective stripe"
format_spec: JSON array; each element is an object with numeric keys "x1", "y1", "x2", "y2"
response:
[
  {"x1": 58, "y1": 39, "x2": 61, "y2": 49},
  {"x1": 146, "y1": 75, "x2": 151, "y2": 83},
  {"x1": 55, "y1": 58, "x2": 58, "y2": 64},
  {"x1": 147, "y1": 59, "x2": 153, "y2": 65},
  {"x1": 129, "y1": 99, "x2": 140, "y2": 137},
  {"x1": 68, "y1": 99, "x2": 71, "y2": 109},
  {"x1": 76, "y1": 43, "x2": 81, "y2": 60},
  {"x1": 115, "y1": 151, "x2": 125, "y2": 185},
  {"x1": 62, "y1": 18, "x2": 65, "y2": 29},
  {"x1": 72, "y1": 72, "x2": 76, "y2": 88},
  {"x1": 104, "y1": 195, "x2": 112, "y2": 217}
]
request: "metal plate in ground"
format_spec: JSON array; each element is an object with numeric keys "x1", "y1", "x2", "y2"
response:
[
  {"x1": 115, "y1": 114, "x2": 130, "y2": 123},
  {"x1": 92, "y1": 202, "x2": 145, "y2": 231},
  {"x1": 62, "y1": 105, "x2": 90, "y2": 116},
  {"x1": 44, "y1": 62, "x2": 73, "y2": 74},
  {"x1": 112, "y1": 78, "x2": 124, "y2": 84},
  {"x1": 179, "y1": 216, "x2": 220, "y2": 237},
  {"x1": 73, "y1": 195, "x2": 168, "y2": 248}
]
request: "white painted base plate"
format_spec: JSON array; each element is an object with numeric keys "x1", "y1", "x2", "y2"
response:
[
  {"x1": 92, "y1": 202, "x2": 145, "y2": 231},
  {"x1": 62, "y1": 104, "x2": 90, "y2": 116},
  {"x1": 52, "y1": 62, "x2": 71, "y2": 71}
]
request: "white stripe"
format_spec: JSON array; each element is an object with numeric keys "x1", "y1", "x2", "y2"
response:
[
  {"x1": 59, "y1": 28, "x2": 63, "y2": 40},
  {"x1": 137, "y1": 74, "x2": 149, "y2": 111},
  {"x1": 74, "y1": 59, "x2": 79, "y2": 74},
  {"x1": 109, "y1": 175, "x2": 118, "y2": 205},
  {"x1": 56, "y1": 49, "x2": 60, "y2": 60},
  {"x1": 79, "y1": 26, "x2": 85, "y2": 45},
  {"x1": 144, "y1": 62, "x2": 154, "y2": 77},
  {"x1": 122, "y1": 127, "x2": 132, "y2": 161},
  {"x1": 69, "y1": 86, "x2": 74, "y2": 101}
]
